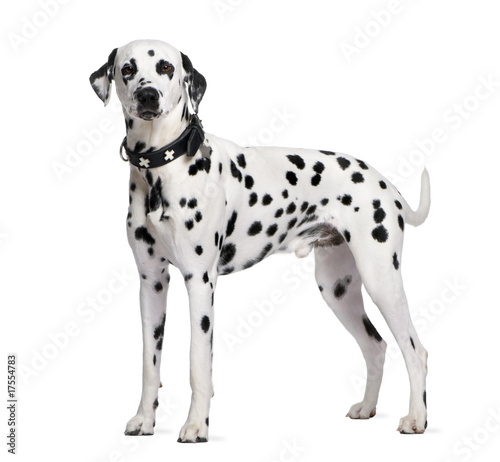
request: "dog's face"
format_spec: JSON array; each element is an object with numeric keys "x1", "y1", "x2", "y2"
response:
[{"x1": 90, "y1": 40, "x2": 206, "y2": 120}]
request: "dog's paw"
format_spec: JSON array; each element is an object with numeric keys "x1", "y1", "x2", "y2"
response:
[
  {"x1": 177, "y1": 421, "x2": 208, "y2": 443},
  {"x1": 124, "y1": 414, "x2": 155, "y2": 436},
  {"x1": 346, "y1": 402, "x2": 377, "y2": 419},
  {"x1": 397, "y1": 414, "x2": 427, "y2": 434}
]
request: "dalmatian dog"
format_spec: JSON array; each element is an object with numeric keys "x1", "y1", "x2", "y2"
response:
[{"x1": 89, "y1": 39, "x2": 431, "y2": 442}]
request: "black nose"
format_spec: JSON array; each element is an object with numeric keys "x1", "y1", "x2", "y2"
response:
[{"x1": 136, "y1": 87, "x2": 160, "y2": 107}]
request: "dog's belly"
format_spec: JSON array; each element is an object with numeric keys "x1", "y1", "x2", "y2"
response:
[{"x1": 216, "y1": 191, "x2": 344, "y2": 275}]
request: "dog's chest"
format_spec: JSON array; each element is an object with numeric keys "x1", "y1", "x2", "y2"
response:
[{"x1": 127, "y1": 157, "x2": 226, "y2": 268}]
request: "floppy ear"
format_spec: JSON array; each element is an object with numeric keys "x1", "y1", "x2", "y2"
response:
[
  {"x1": 89, "y1": 48, "x2": 118, "y2": 106},
  {"x1": 181, "y1": 52, "x2": 207, "y2": 114}
]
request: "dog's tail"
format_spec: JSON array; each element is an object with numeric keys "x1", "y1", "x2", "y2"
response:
[{"x1": 402, "y1": 168, "x2": 431, "y2": 227}]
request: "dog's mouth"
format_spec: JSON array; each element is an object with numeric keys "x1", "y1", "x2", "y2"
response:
[{"x1": 138, "y1": 109, "x2": 163, "y2": 121}]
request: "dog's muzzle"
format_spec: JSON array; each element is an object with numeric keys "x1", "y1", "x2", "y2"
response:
[{"x1": 135, "y1": 87, "x2": 162, "y2": 120}]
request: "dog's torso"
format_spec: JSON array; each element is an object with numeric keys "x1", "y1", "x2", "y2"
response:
[{"x1": 128, "y1": 132, "x2": 404, "y2": 278}]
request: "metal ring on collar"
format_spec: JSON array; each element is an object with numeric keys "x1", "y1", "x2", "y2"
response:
[{"x1": 119, "y1": 138, "x2": 129, "y2": 162}]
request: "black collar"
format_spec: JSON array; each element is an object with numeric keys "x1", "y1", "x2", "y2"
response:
[{"x1": 120, "y1": 115, "x2": 205, "y2": 169}]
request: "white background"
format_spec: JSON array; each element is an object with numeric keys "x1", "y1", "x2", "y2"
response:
[{"x1": 2, "y1": 0, "x2": 500, "y2": 461}]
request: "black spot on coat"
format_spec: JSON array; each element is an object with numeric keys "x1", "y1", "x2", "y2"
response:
[
  {"x1": 362, "y1": 315, "x2": 383, "y2": 342},
  {"x1": 149, "y1": 177, "x2": 162, "y2": 212},
  {"x1": 286, "y1": 171, "x2": 298, "y2": 185},
  {"x1": 311, "y1": 174, "x2": 321, "y2": 186},
  {"x1": 337, "y1": 157, "x2": 351, "y2": 170},
  {"x1": 298, "y1": 214, "x2": 318, "y2": 227},
  {"x1": 306, "y1": 205, "x2": 317, "y2": 215},
  {"x1": 244, "y1": 175, "x2": 254, "y2": 189},
  {"x1": 266, "y1": 224, "x2": 278, "y2": 236},
  {"x1": 286, "y1": 154, "x2": 305, "y2": 170},
  {"x1": 374, "y1": 208, "x2": 386, "y2": 223},
  {"x1": 230, "y1": 160, "x2": 242, "y2": 182},
  {"x1": 135, "y1": 227, "x2": 155, "y2": 246},
  {"x1": 134, "y1": 140, "x2": 146, "y2": 152},
  {"x1": 262, "y1": 194, "x2": 273, "y2": 205},
  {"x1": 287, "y1": 218, "x2": 298, "y2": 230},
  {"x1": 201, "y1": 315, "x2": 210, "y2": 333},
  {"x1": 313, "y1": 161, "x2": 325, "y2": 173},
  {"x1": 226, "y1": 211, "x2": 238, "y2": 237},
  {"x1": 357, "y1": 159, "x2": 369, "y2": 170},
  {"x1": 333, "y1": 275, "x2": 352, "y2": 299},
  {"x1": 220, "y1": 243, "x2": 236, "y2": 265},
  {"x1": 339, "y1": 195, "x2": 352, "y2": 206},
  {"x1": 249, "y1": 193, "x2": 258, "y2": 206},
  {"x1": 248, "y1": 221, "x2": 263, "y2": 236},
  {"x1": 237, "y1": 153, "x2": 246, "y2": 168},
  {"x1": 351, "y1": 172, "x2": 364, "y2": 184},
  {"x1": 371, "y1": 225, "x2": 389, "y2": 243},
  {"x1": 153, "y1": 314, "x2": 166, "y2": 340},
  {"x1": 398, "y1": 215, "x2": 405, "y2": 231},
  {"x1": 393, "y1": 252, "x2": 400, "y2": 270}
]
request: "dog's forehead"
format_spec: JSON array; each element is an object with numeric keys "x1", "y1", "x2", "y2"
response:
[{"x1": 117, "y1": 40, "x2": 181, "y2": 67}]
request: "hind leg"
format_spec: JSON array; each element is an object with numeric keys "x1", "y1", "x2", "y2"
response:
[
  {"x1": 314, "y1": 244, "x2": 387, "y2": 419},
  {"x1": 348, "y1": 239, "x2": 428, "y2": 433}
]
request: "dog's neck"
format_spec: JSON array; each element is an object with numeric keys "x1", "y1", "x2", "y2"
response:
[{"x1": 124, "y1": 102, "x2": 190, "y2": 153}]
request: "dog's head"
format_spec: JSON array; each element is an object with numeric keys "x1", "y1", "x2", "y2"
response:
[{"x1": 89, "y1": 40, "x2": 206, "y2": 120}]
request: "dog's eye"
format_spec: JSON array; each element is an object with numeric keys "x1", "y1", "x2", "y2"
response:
[
  {"x1": 121, "y1": 65, "x2": 134, "y2": 76},
  {"x1": 156, "y1": 60, "x2": 174, "y2": 75}
]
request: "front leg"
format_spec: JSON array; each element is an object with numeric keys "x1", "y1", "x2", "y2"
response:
[
  {"x1": 178, "y1": 269, "x2": 216, "y2": 443},
  {"x1": 125, "y1": 262, "x2": 169, "y2": 436}
]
